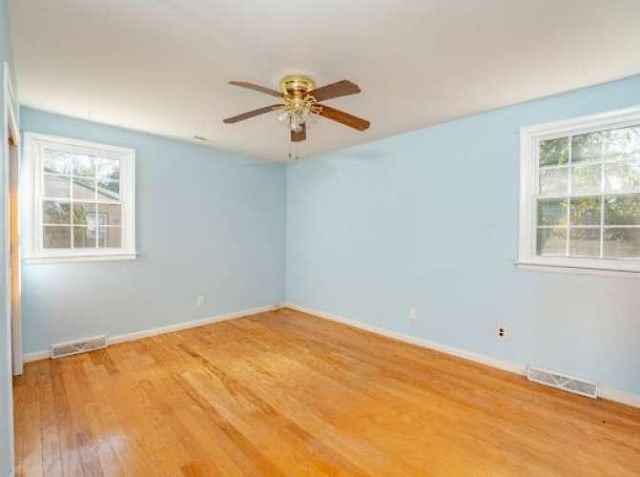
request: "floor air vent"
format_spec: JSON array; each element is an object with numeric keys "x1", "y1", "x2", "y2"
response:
[
  {"x1": 51, "y1": 335, "x2": 107, "y2": 359},
  {"x1": 527, "y1": 366, "x2": 598, "y2": 399}
]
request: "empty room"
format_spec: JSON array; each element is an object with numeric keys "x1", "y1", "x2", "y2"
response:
[{"x1": 1, "y1": 0, "x2": 640, "y2": 475}]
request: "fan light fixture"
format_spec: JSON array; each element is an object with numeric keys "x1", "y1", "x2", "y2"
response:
[{"x1": 274, "y1": 75, "x2": 322, "y2": 132}]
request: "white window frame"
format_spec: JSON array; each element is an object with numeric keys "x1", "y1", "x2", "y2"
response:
[
  {"x1": 518, "y1": 106, "x2": 640, "y2": 277},
  {"x1": 23, "y1": 132, "x2": 136, "y2": 263}
]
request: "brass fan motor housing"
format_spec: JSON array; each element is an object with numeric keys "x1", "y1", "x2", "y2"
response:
[{"x1": 279, "y1": 75, "x2": 316, "y2": 98}]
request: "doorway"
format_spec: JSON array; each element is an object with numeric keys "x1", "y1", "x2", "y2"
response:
[
  {"x1": 8, "y1": 132, "x2": 21, "y2": 375},
  {"x1": 4, "y1": 61, "x2": 21, "y2": 376}
]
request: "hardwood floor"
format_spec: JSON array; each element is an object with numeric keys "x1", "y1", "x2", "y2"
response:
[{"x1": 13, "y1": 308, "x2": 640, "y2": 476}]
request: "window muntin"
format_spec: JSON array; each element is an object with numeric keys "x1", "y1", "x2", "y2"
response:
[
  {"x1": 536, "y1": 125, "x2": 640, "y2": 259},
  {"x1": 519, "y1": 108, "x2": 640, "y2": 274},
  {"x1": 25, "y1": 133, "x2": 135, "y2": 262}
]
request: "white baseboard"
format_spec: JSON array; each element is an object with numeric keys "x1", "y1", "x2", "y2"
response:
[
  {"x1": 23, "y1": 304, "x2": 282, "y2": 363},
  {"x1": 599, "y1": 387, "x2": 640, "y2": 408},
  {"x1": 22, "y1": 349, "x2": 50, "y2": 363},
  {"x1": 284, "y1": 302, "x2": 640, "y2": 409}
]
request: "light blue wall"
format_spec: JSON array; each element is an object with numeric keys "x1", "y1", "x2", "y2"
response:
[
  {"x1": 0, "y1": 0, "x2": 14, "y2": 473},
  {"x1": 21, "y1": 107, "x2": 286, "y2": 354},
  {"x1": 287, "y1": 75, "x2": 640, "y2": 396}
]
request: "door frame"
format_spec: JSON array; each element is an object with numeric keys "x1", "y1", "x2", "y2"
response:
[{"x1": 4, "y1": 61, "x2": 21, "y2": 376}]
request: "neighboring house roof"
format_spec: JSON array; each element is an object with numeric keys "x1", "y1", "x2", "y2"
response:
[{"x1": 44, "y1": 172, "x2": 119, "y2": 201}]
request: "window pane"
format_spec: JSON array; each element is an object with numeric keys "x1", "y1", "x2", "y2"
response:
[
  {"x1": 98, "y1": 227, "x2": 122, "y2": 248},
  {"x1": 43, "y1": 226, "x2": 71, "y2": 249},
  {"x1": 539, "y1": 167, "x2": 568, "y2": 196},
  {"x1": 570, "y1": 163, "x2": 601, "y2": 195},
  {"x1": 43, "y1": 174, "x2": 70, "y2": 199},
  {"x1": 96, "y1": 158, "x2": 120, "y2": 181},
  {"x1": 569, "y1": 228, "x2": 600, "y2": 257},
  {"x1": 98, "y1": 204, "x2": 122, "y2": 226},
  {"x1": 604, "y1": 228, "x2": 640, "y2": 258},
  {"x1": 537, "y1": 199, "x2": 567, "y2": 226},
  {"x1": 73, "y1": 226, "x2": 96, "y2": 248},
  {"x1": 570, "y1": 197, "x2": 601, "y2": 226},
  {"x1": 604, "y1": 159, "x2": 640, "y2": 193},
  {"x1": 42, "y1": 201, "x2": 70, "y2": 225},
  {"x1": 602, "y1": 126, "x2": 640, "y2": 161},
  {"x1": 72, "y1": 178, "x2": 96, "y2": 200},
  {"x1": 37, "y1": 138, "x2": 132, "y2": 257},
  {"x1": 72, "y1": 154, "x2": 95, "y2": 177},
  {"x1": 97, "y1": 180, "x2": 119, "y2": 201},
  {"x1": 537, "y1": 227, "x2": 566, "y2": 256},
  {"x1": 43, "y1": 149, "x2": 73, "y2": 175},
  {"x1": 604, "y1": 195, "x2": 640, "y2": 226},
  {"x1": 72, "y1": 202, "x2": 96, "y2": 227},
  {"x1": 539, "y1": 137, "x2": 569, "y2": 166},
  {"x1": 572, "y1": 132, "x2": 603, "y2": 162}
]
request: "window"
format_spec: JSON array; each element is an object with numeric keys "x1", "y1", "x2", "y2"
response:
[
  {"x1": 24, "y1": 133, "x2": 136, "y2": 262},
  {"x1": 519, "y1": 107, "x2": 640, "y2": 275}
]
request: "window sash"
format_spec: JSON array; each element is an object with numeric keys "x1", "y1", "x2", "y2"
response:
[
  {"x1": 23, "y1": 132, "x2": 136, "y2": 262},
  {"x1": 519, "y1": 106, "x2": 640, "y2": 275}
]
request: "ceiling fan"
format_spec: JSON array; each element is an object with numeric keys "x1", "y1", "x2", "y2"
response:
[{"x1": 223, "y1": 75, "x2": 370, "y2": 143}]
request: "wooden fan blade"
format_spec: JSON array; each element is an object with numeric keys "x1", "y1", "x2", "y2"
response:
[
  {"x1": 315, "y1": 105, "x2": 370, "y2": 131},
  {"x1": 228, "y1": 81, "x2": 282, "y2": 98},
  {"x1": 291, "y1": 123, "x2": 306, "y2": 142},
  {"x1": 307, "y1": 80, "x2": 361, "y2": 102},
  {"x1": 223, "y1": 104, "x2": 283, "y2": 124}
]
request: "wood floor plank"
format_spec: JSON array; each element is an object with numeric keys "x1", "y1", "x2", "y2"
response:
[
  {"x1": 13, "y1": 374, "x2": 28, "y2": 477},
  {"x1": 36, "y1": 361, "x2": 63, "y2": 477},
  {"x1": 14, "y1": 309, "x2": 640, "y2": 476},
  {"x1": 21, "y1": 361, "x2": 44, "y2": 477}
]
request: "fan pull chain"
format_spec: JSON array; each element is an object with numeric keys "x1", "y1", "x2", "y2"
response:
[{"x1": 288, "y1": 139, "x2": 300, "y2": 160}]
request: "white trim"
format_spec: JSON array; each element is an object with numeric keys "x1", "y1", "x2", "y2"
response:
[
  {"x1": 22, "y1": 132, "x2": 136, "y2": 262},
  {"x1": 518, "y1": 105, "x2": 640, "y2": 276},
  {"x1": 24, "y1": 253, "x2": 137, "y2": 265},
  {"x1": 22, "y1": 132, "x2": 133, "y2": 156},
  {"x1": 599, "y1": 386, "x2": 640, "y2": 408},
  {"x1": 4, "y1": 66, "x2": 18, "y2": 146},
  {"x1": 3, "y1": 60, "x2": 19, "y2": 477},
  {"x1": 284, "y1": 303, "x2": 640, "y2": 409},
  {"x1": 22, "y1": 349, "x2": 52, "y2": 363},
  {"x1": 520, "y1": 105, "x2": 640, "y2": 139},
  {"x1": 4, "y1": 62, "x2": 22, "y2": 374},
  {"x1": 516, "y1": 262, "x2": 640, "y2": 279},
  {"x1": 23, "y1": 304, "x2": 283, "y2": 362}
]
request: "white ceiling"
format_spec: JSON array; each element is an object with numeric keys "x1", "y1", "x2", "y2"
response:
[{"x1": 9, "y1": 0, "x2": 640, "y2": 161}]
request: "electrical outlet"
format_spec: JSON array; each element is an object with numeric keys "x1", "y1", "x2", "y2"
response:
[
  {"x1": 408, "y1": 306, "x2": 417, "y2": 321},
  {"x1": 196, "y1": 295, "x2": 205, "y2": 307},
  {"x1": 497, "y1": 326, "x2": 506, "y2": 338}
]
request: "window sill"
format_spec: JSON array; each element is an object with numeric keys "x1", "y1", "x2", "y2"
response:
[
  {"x1": 516, "y1": 261, "x2": 640, "y2": 279},
  {"x1": 23, "y1": 253, "x2": 138, "y2": 265}
]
